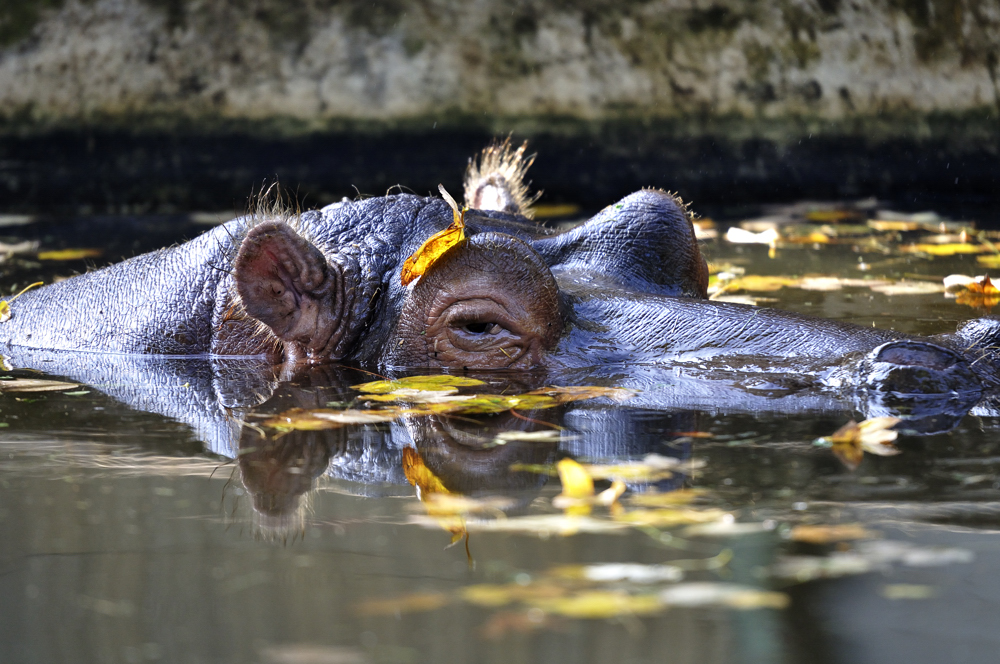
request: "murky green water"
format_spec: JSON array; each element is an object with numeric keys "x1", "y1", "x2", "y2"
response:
[{"x1": 3, "y1": 209, "x2": 1000, "y2": 664}]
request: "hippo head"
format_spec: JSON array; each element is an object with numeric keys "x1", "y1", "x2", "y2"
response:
[{"x1": 231, "y1": 184, "x2": 708, "y2": 370}]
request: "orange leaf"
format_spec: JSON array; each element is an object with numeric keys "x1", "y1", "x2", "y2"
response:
[
  {"x1": 400, "y1": 185, "x2": 466, "y2": 285},
  {"x1": 402, "y1": 447, "x2": 450, "y2": 496}
]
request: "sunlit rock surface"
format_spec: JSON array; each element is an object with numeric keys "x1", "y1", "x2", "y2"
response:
[{"x1": 1, "y1": 0, "x2": 998, "y2": 132}]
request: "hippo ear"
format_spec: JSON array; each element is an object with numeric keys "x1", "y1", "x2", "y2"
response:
[
  {"x1": 531, "y1": 189, "x2": 708, "y2": 298},
  {"x1": 234, "y1": 222, "x2": 356, "y2": 360}
]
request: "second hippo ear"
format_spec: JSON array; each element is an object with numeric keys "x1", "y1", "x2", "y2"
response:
[{"x1": 234, "y1": 222, "x2": 358, "y2": 359}]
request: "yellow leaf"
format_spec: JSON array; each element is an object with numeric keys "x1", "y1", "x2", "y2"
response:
[
  {"x1": 37, "y1": 248, "x2": 103, "y2": 260},
  {"x1": 881, "y1": 584, "x2": 936, "y2": 600},
  {"x1": 868, "y1": 219, "x2": 922, "y2": 232},
  {"x1": 556, "y1": 458, "x2": 594, "y2": 499},
  {"x1": 352, "y1": 374, "x2": 485, "y2": 393},
  {"x1": 715, "y1": 275, "x2": 800, "y2": 293},
  {"x1": 402, "y1": 447, "x2": 450, "y2": 496},
  {"x1": 901, "y1": 243, "x2": 988, "y2": 256},
  {"x1": 460, "y1": 583, "x2": 566, "y2": 608},
  {"x1": 400, "y1": 184, "x2": 466, "y2": 285},
  {"x1": 628, "y1": 488, "x2": 709, "y2": 507},
  {"x1": 976, "y1": 254, "x2": 1000, "y2": 268},
  {"x1": 805, "y1": 209, "x2": 860, "y2": 222},
  {"x1": 531, "y1": 591, "x2": 663, "y2": 618},
  {"x1": 260, "y1": 407, "x2": 399, "y2": 430},
  {"x1": 355, "y1": 592, "x2": 451, "y2": 616},
  {"x1": 526, "y1": 385, "x2": 638, "y2": 403},
  {"x1": 554, "y1": 458, "x2": 595, "y2": 516},
  {"x1": 816, "y1": 417, "x2": 900, "y2": 470},
  {"x1": 789, "y1": 524, "x2": 876, "y2": 545},
  {"x1": 615, "y1": 508, "x2": 730, "y2": 527}
]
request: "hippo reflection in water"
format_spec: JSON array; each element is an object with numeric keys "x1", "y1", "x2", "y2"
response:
[{"x1": 2, "y1": 141, "x2": 999, "y2": 401}]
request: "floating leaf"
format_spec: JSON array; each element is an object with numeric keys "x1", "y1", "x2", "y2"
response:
[
  {"x1": 725, "y1": 227, "x2": 779, "y2": 244},
  {"x1": 614, "y1": 508, "x2": 730, "y2": 527},
  {"x1": 261, "y1": 407, "x2": 398, "y2": 430},
  {"x1": 712, "y1": 275, "x2": 800, "y2": 294},
  {"x1": 628, "y1": 488, "x2": 709, "y2": 507},
  {"x1": 946, "y1": 274, "x2": 1000, "y2": 310},
  {"x1": 460, "y1": 583, "x2": 567, "y2": 608},
  {"x1": 0, "y1": 378, "x2": 80, "y2": 393},
  {"x1": 432, "y1": 514, "x2": 628, "y2": 536},
  {"x1": 400, "y1": 185, "x2": 466, "y2": 285},
  {"x1": 355, "y1": 592, "x2": 451, "y2": 616},
  {"x1": 789, "y1": 524, "x2": 876, "y2": 545},
  {"x1": 37, "y1": 248, "x2": 103, "y2": 261},
  {"x1": 815, "y1": 417, "x2": 901, "y2": 470},
  {"x1": 868, "y1": 219, "x2": 923, "y2": 232},
  {"x1": 900, "y1": 243, "x2": 988, "y2": 256},
  {"x1": 868, "y1": 280, "x2": 945, "y2": 296},
  {"x1": 402, "y1": 447, "x2": 466, "y2": 542},
  {"x1": 403, "y1": 447, "x2": 449, "y2": 497},
  {"x1": 805, "y1": 209, "x2": 861, "y2": 223},
  {"x1": 976, "y1": 254, "x2": 1000, "y2": 268},
  {"x1": 881, "y1": 584, "x2": 936, "y2": 600},
  {"x1": 584, "y1": 454, "x2": 689, "y2": 482},
  {"x1": 526, "y1": 385, "x2": 638, "y2": 403},
  {"x1": 531, "y1": 591, "x2": 663, "y2": 619},
  {"x1": 553, "y1": 458, "x2": 595, "y2": 515},
  {"x1": 659, "y1": 583, "x2": 789, "y2": 610},
  {"x1": 551, "y1": 563, "x2": 684, "y2": 584},
  {"x1": 493, "y1": 430, "x2": 565, "y2": 443},
  {"x1": 352, "y1": 374, "x2": 485, "y2": 393}
]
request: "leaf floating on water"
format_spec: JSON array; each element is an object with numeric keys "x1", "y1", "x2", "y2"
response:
[
  {"x1": 355, "y1": 591, "x2": 452, "y2": 616},
  {"x1": 900, "y1": 243, "x2": 989, "y2": 256},
  {"x1": 261, "y1": 407, "x2": 399, "y2": 430},
  {"x1": 551, "y1": 563, "x2": 684, "y2": 584},
  {"x1": 352, "y1": 374, "x2": 485, "y2": 393},
  {"x1": 814, "y1": 417, "x2": 901, "y2": 470},
  {"x1": 944, "y1": 274, "x2": 1000, "y2": 310},
  {"x1": 402, "y1": 447, "x2": 466, "y2": 542},
  {"x1": 584, "y1": 453, "x2": 692, "y2": 482},
  {"x1": 531, "y1": 590, "x2": 664, "y2": 619},
  {"x1": 868, "y1": 280, "x2": 946, "y2": 296},
  {"x1": 553, "y1": 458, "x2": 595, "y2": 516},
  {"x1": 525, "y1": 385, "x2": 638, "y2": 403},
  {"x1": 493, "y1": 430, "x2": 565, "y2": 443},
  {"x1": 789, "y1": 524, "x2": 877, "y2": 545},
  {"x1": 628, "y1": 488, "x2": 709, "y2": 507},
  {"x1": 614, "y1": 508, "x2": 731, "y2": 528},
  {"x1": 0, "y1": 378, "x2": 80, "y2": 393},
  {"x1": 725, "y1": 227, "x2": 779, "y2": 244},
  {"x1": 400, "y1": 184, "x2": 466, "y2": 286},
  {"x1": 659, "y1": 583, "x2": 789, "y2": 610},
  {"x1": 881, "y1": 584, "x2": 936, "y2": 600},
  {"x1": 37, "y1": 248, "x2": 103, "y2": 261}
]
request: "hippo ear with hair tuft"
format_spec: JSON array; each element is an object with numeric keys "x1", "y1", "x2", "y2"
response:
[{"x1": 234, "y1": 222, "x2": 356, "y2": 362}]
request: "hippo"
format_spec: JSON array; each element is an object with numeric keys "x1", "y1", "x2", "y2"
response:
[{"x1": 0, "y1": 140, "x2": 998, "y2": 404}]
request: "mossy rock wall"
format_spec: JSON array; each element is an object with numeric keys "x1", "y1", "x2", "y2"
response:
[{"x1": 1, "y1": 0, "x2": 999, "y2": 137}]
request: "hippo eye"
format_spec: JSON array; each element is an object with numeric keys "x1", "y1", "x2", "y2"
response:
[
  {"x1": 392, "y1": 233, "x2": 563, "y2": 369},
  {"x1": 462, "y1": 322, "x2": 500, "y2": 335}
]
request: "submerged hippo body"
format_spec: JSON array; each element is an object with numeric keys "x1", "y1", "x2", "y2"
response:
[{"x1": 1, "y1": 142, "x2": 998, "y2": 401}]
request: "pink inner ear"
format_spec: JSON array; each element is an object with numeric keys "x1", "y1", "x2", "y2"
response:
[{"x1": 234, "y1": 222, "x2": 329, "y2": 337}]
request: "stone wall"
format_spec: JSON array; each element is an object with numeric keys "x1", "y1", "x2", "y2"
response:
[{"x1": 1, "y1": 0, "x2": 998, "y2": 136}]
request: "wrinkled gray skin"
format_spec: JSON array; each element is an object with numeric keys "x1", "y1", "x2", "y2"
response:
[{"x1": 1, "y1": 187, "x2": 998, "y2": 396}]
